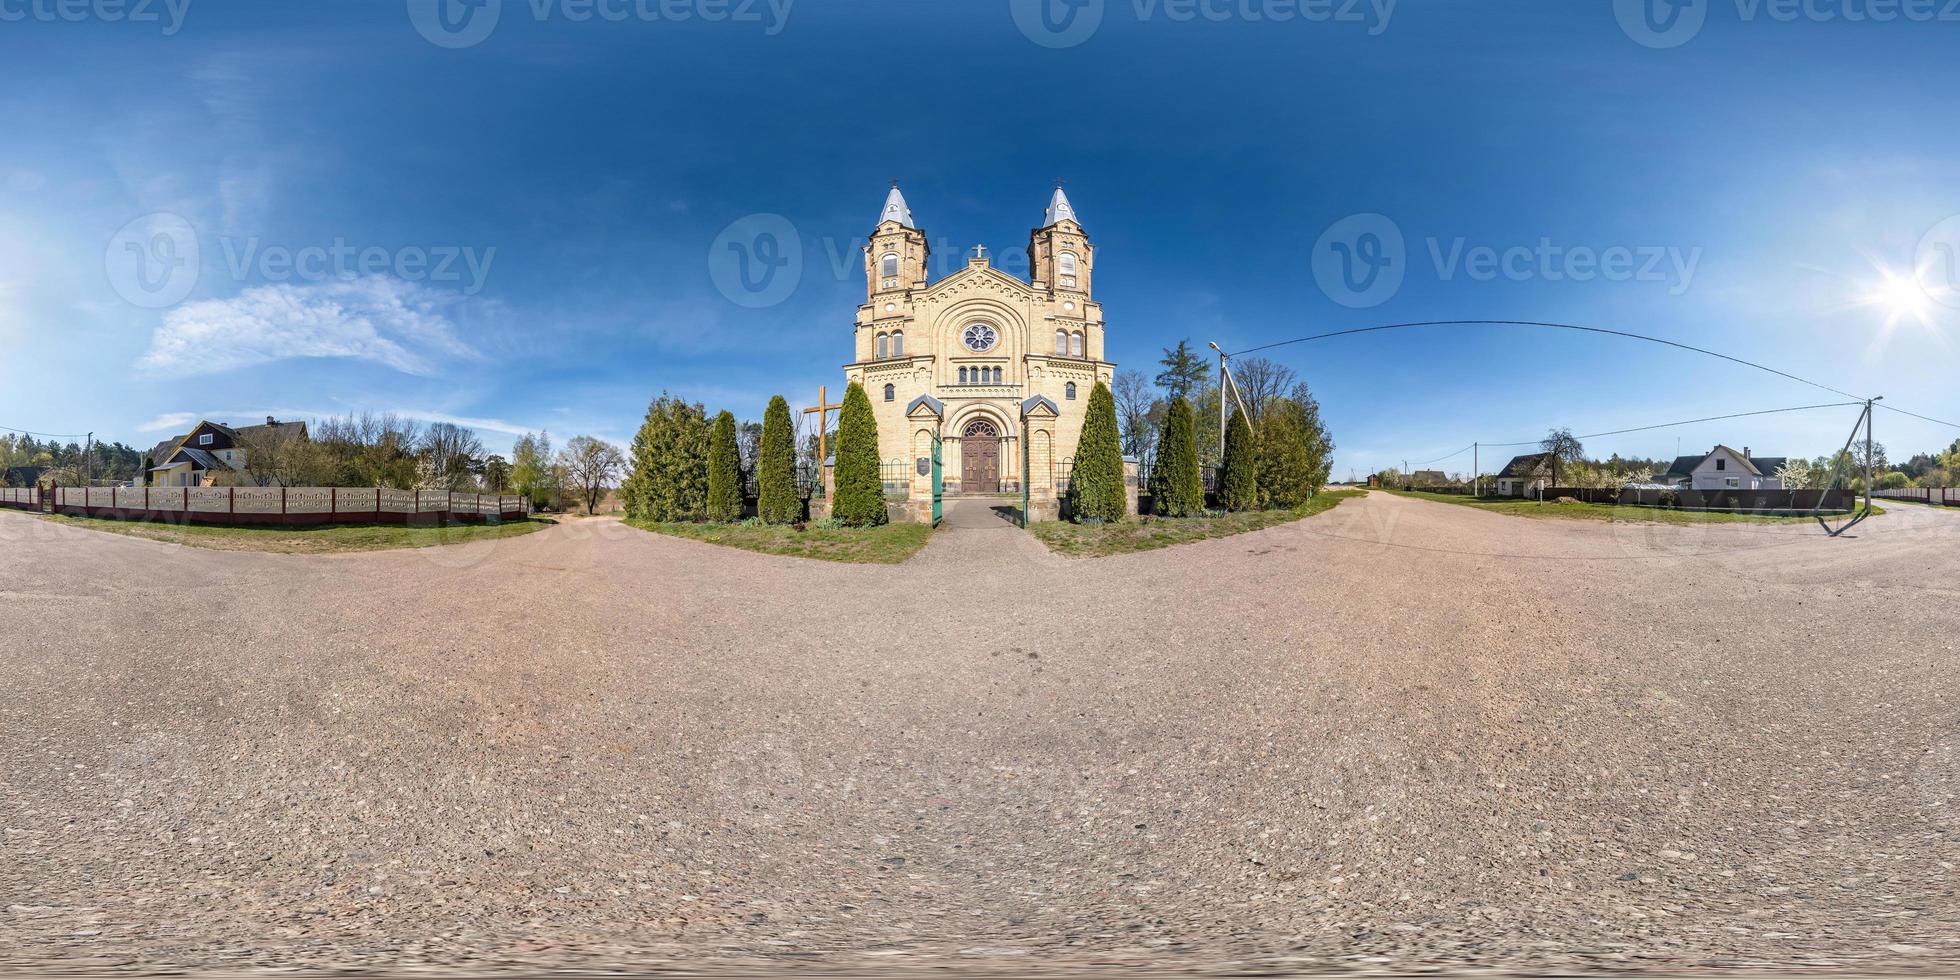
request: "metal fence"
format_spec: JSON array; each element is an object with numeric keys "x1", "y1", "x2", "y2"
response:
[
  {"x1": 5, "y1": 485, "x2": 530, "y2": 525},
  {"x1": 1874, "y1": 487, "x2": 1960, "y2": 506}
]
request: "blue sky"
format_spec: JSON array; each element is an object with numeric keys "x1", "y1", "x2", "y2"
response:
[{"x1": 3, "y1": 0, "x2": 1958, "y2": 476}]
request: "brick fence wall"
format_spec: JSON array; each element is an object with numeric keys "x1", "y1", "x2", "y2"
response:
[{"x1": 0, "y1": 486, "x2": 530, "y2": 525}]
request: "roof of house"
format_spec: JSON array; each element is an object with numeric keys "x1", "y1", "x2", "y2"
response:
[
  {"x1": 1497, "y1": 452, "x2": 1551, "y2": 478},
  {"x1": 1661, "y1": 446, "x2": 1785, "y2": 479},
  {"x1": 1409, "y1": 469, "x2": 1449, "y2": 483},
  {"x1": 147, "y1": 417, "x2": 308, "y2": 470}
]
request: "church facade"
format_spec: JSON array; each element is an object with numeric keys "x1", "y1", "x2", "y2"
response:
[{"x1": 843, "y1": 183, "x2": 1114, "y2": 500}]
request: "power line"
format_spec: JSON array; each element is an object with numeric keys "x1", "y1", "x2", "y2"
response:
[
  {"x1": 1442, "y1": 402, "x2": 1865, "y2": 457},
  {"x1": 1412, "y1": 443, "x2": 1475, "y2": 466},
  {"x1": 1876, "y1": 402, "x2": 1960, "y2": 431},
  {"x1": 0, "y1": 424, "x2": 94, "y2": 439},
  {"x1": 1225, "y1": 320, "x2": 1868, "y2": 401}
]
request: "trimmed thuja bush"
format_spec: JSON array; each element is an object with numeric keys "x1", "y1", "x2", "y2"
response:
[
  {"x1": 1220, "y1": 407, "x2": 1260, "y2": 512},
  {"x1": 1067, "y1": 381, "x2": 1128, "y2": 523},
  {"x1": 831, "y1": 381, "x2": 887, "y2": 527},
  {"x1": 757, "y1": 395, "x2": 800, "y2": 524},
  {"x1": 1151, "y1": 395, "x2": 1205, "y2": 517},
  {"x1": 1257, "y1": 400, "x2": 1315, "y2": 509},
  {"x1": 706, "y1": 410, "x2": 743, "y2": 523},
  {"x1": 621, "y1": 393, "x2": 711, "y2": 522}
]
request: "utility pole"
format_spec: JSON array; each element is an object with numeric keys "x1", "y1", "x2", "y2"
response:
[
  {"x1": 1207, "y1": 342, "x2": 1228, "y2": 457},
  {"x1": 1865, "y1": 396, "x2": 1882, "y2": 516},
  {"x1": 1473, "y1": 442, "x2": 1479, "y2": 497}
]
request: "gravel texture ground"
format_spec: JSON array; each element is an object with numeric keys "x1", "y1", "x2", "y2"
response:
[{"x1": 1, "y1": 493, "x2": 1957, "y2": 977}]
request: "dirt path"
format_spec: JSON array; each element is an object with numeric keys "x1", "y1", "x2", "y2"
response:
[{"x1": 1, "y1": 495, "x2": 1956, "y2": 976}]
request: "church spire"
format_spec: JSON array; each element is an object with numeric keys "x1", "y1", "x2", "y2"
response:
[
  {"x1": 1043, "y1": 183, "x2": 1078, "y2": 227},
  {"x1": 878, "y1": 180, "x2": 916, "y2": 229}
]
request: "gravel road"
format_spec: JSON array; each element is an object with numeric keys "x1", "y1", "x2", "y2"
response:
[{"x1": 2, "y1": 493, "x2": 1956, "y2": 976}]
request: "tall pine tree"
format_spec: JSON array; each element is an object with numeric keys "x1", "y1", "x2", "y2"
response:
[
  {"x1": 756, "y1": 395, "x2": 799, "y2": 524},
  {"x1": 706, "y1": 410, "x2": 743, "y2": 523},
  {"x1": 1219, "y1": 407, "x2": 1260, "y2": 512},
  {"x1": 830, "y1": 382, "x2": 887, "y2": 527},
  {"x1": 1067, "y1": 381, "x2": 1128, "y2": 523},
  {"x1": 1151, "y1": 395, "x2": 1204, "y2": 517}
]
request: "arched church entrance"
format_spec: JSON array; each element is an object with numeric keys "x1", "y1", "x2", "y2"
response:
[{"x1": 960, "y1": 418, "x2": 1001, "y2": 493}]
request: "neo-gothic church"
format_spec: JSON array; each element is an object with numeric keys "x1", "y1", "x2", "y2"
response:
[{"x1": 844, "y1": 183, "x2": 1114, "y2": 496}]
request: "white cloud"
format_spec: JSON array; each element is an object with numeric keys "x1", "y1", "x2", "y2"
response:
[{"x1": 137, "y1": 276, "x2": 481, "y2": 377}]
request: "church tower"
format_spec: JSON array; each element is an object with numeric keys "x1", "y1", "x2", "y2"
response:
[
  {"x1": 1028, "y1": 184, "x2": 1093, "y2": 298},
  {"x1": 865, "y1": 182, "x2": 930, "y2": 301}
]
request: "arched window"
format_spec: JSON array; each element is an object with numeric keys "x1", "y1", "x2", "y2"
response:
[
  {"x1": 959, "y1": 367, "x2": 969, "y2": 385},
  {"x1": 1066, "y1": 382, "x2": 1077, "y2": 400},
  {"x1": 1058, "y1": 252, "x2": 1077, "y2": 277},
  {"x1": 881, "y1": 253, "x2": 898, "y2": 278},
  {"x1": 1070, "y1": 331, "x2": 1084, "y2": 357},
  {"x1": 876, "y1": 332, "x2": 889, "y2": 359},
  {"x1": 992, "y1": 366, "x2": 1003, "y2": 384},
  {"x1": 890, "y1": 330, "x2": 903, "y2": 357},
  {"x1": 1055, "y1": 329, "x2": 1067, "y2": 354},
  {"x1": 884, "y1": 383, "x2": 895, "y2": 402}
]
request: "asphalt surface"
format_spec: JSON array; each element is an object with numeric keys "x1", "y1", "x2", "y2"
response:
[{"x1": 1, "y1": 493, "x2": 1957, "y2": 977}]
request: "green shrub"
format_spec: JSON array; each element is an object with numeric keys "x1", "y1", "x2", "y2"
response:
[
  {"x1": 831, "y1": 381, "x2": 887, "y2": 527},
  {"x1": 757, "y1": 395, "x2": 799, "y2": 525},
  {"x1": 1067, "y1": 381, "x2": 1128, "y2": 522},
  {"x1": 706, "y1": 410, "x2": 743, "y2": 523},
  {"x1": 1257, "y1": 401, "x2": 1313, "y2": 509},
  {"x1": 1219, "y1": 407, "x2": 1260, "y2": 512},
  {"x1": 1151, "y1": 395, "x2": 1203, "y2": 517},
  {"x1": 620, "y1": 393, "x2": 710, "y2": 522}
]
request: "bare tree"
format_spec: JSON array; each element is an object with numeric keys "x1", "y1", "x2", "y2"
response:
[
  {"x1": 1229, "y1": 356, "x2": 1297, "y2": 424},
  {"x1": 420, "y1": 422, "x2": 486, "y2": 490},
  {"x1": 1111, "y1": 369, "x2": 1156, "y2": 459},
  {"x1": 1540, "y1": 428, "x2": 1585, "y2": 487},
  {"x1": 559, "y1": 435, "x2": 625, "y2": 515}
]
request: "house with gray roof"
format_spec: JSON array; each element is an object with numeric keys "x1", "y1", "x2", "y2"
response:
[
  {"x1": 1655, "y1": 445, "x2": 1787, "y2": 491},
  {"x1": 147, "y1": 417, "x2": 309, "y2": 487}
]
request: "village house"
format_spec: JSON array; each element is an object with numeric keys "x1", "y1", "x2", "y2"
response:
[
  {"x1": 1493, "y1": 452, "x2": 1553, "y2": 497},
  {"x1": 1655, "y1": 445, "x2": 1787, "y2": 491},
  {"x1": 145, "y1": 417, "x2": 309, "y2": 487}
]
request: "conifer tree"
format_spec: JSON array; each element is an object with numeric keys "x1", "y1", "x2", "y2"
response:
[
  {"x1": 756, "y1": 395, "x2": 799, "y2": 524},
  {"x1": 1219, "y1": 407, "x2": 1260, "y2": 512},
  {"x1": 706, "y1": 410, "x2": 743, "y2": 523},
  {"x1": 830, "y1": 382, "x2": 887, "y2": 527},
  {"x1": 1067, "y1": 380, "x2": 1128, "y2": 522},
  {"x1": 1257, "y1": 401, "x2": 1314, "y2": 509},
  {"x1": 1151, "y1": 395, "x2": 1204, "y2": 517},
  {"x1": 620, "y1": 394, "x2": 710, "y2": 522}
]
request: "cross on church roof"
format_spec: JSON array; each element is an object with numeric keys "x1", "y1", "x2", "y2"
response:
[{"x1": 970, "y1": 244, "x2": 988, "y2": 260}]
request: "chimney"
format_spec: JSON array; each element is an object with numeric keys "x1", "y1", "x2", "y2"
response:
[
  {"x1": 1743, "y1": 446, "x2": 1750, "y2": 459},
  {"x1": 267, "y1": 416, "x2": 277, "y2": 426}
]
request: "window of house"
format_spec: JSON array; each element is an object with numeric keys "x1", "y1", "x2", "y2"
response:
[
  {"x1": 992, "y1": 367, "x2": 1003, "y2": 384},
  {"x1": 1070, "y1": 331, "x2": 1083, "y2": 357},
  {"x1": 876, "y1": 332, "x2": 889, "y2": 359},
  {"x1": 1715, "y1": 458, "x2": 1726, "y2": 471},
  {"x1": 959, "y1": 367, "x2": 969, "y2": 385},
  {"x1": 1066, "y1": 382, "x2": 1077, "y2": 400},
  {"x1": 890, "y1": 331, "x2": 903, "y2": 357},
  {"x1": 881, "y1": 253, "x2": 898, "y2": 278},
  {"x1": 1725, "y1": 477, "x2": 1739, "y2": 488},
  {"x1": 884, "y1": 383, "x2": 895, "y2": 402},
  {"x1": 1059, "y1": 252, "x2": 1077, "y2": 277},
  {"x1": 1055, "y1": 329, "x2": 1067, "y2": 354},
  {"x1": 198, "y1": 433, "x2": 213, "y2": 446}
]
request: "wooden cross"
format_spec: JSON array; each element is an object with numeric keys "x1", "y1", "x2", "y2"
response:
[{"x1": 801, "y1": 384, "x2": 846, "y2": 465}]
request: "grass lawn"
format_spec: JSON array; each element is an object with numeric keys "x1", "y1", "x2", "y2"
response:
[
  {"x1": 43, "y1": 514, "x2": 553, "y2": 554},
  {"x1": 1030, "y1": 488, "x2": 1365, "y2": 558},
  {"x1": 627, "y1": 518, "x2": 934, "y2": 564},
  {"x1": 1379, "y1": 488, "x2": 1882, "y2": 524}
]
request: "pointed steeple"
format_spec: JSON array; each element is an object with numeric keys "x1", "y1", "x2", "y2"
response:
[
  {"x1": 1044, "y1": 183, "x2": 1078, "y2": 227},
  {"x1": 878, "y1": 181, "x2": 915, "y2": 229}
]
